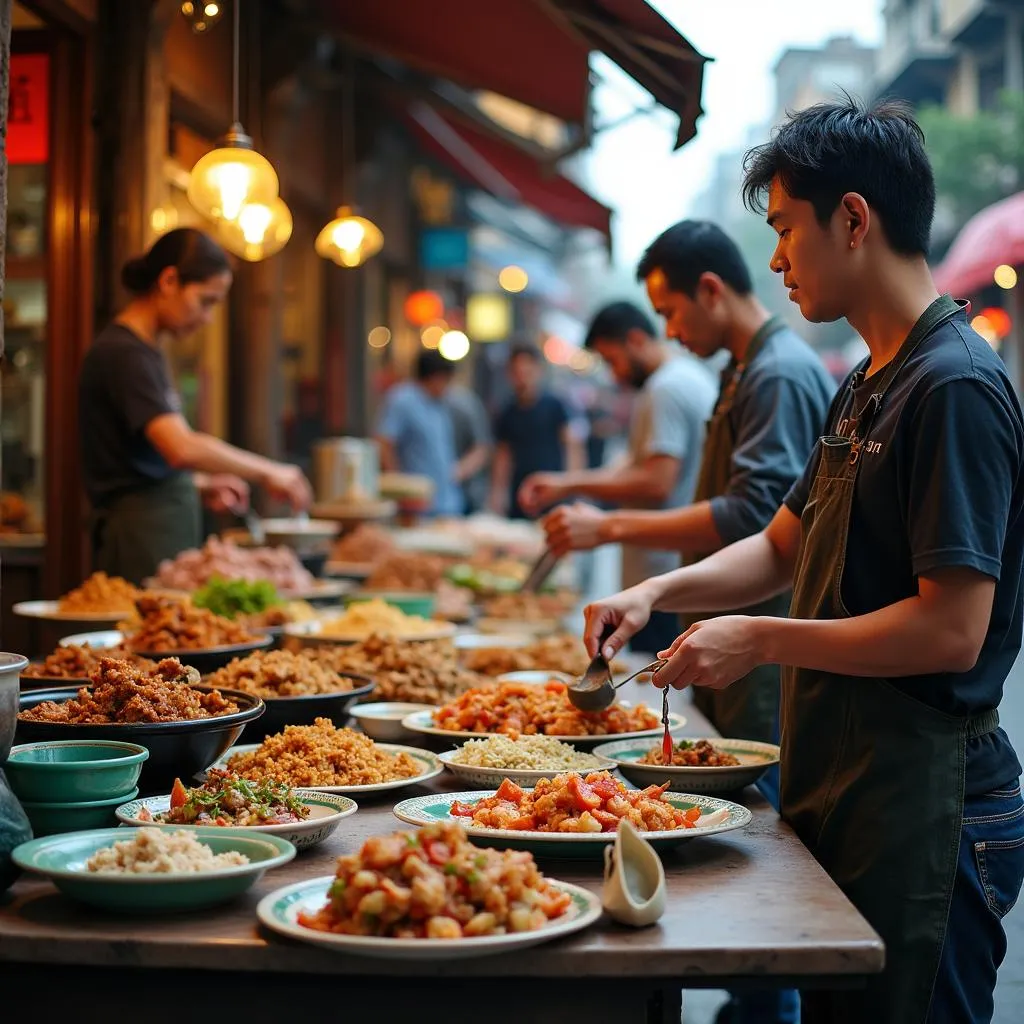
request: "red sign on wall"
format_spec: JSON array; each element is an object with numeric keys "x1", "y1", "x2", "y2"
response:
[{"x1": 7, "y1": 53, "x2": 50, "y2": 165}]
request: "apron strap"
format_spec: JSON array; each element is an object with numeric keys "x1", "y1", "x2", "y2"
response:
[
  {"x1": 967, "y1": 708, "x2": 999, "y2": 739},
  {"x1": 853, "y1": 295, "x2": 966, "y2": 442}
]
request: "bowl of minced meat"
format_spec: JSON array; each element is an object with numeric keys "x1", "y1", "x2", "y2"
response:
[
  {"x1": 438, "y1": 734, "x2": 616, "y2": 788},
  {"x1": 11, "y1": 826, "x2": 295, "y2": 913}
]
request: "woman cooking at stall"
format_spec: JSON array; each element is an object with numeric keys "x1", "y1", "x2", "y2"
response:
[{"x1": 79, "y1": 227, "x2": 313, "y2": 584}]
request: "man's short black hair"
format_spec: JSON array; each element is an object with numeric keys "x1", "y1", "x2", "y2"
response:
[
  {"x1": 741, "y1": 95, "x2": 934, "y2": 256},
  {"x1": 508, "y1": 341, "x2": 543, "y2": 363},
  {"x1": 636, "y1": 220, "x2": 753, "y2": 297},
  {"x1": 584, "y1": 302, "x2": 656, "y2": 349},
  {"x1": 416, "y1": 348, "x2": 456, "y2": 381}
]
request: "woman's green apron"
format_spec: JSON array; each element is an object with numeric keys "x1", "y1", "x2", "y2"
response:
[
  {"x1": 91, "y1": 473, "x2": 202, "y2": 584},
  {"x1": 689, "y1": 317, "x2": 789, "y2": 743},
  {"x1": 784, "y1": 295, "x2": 998, "y2": 1023}
]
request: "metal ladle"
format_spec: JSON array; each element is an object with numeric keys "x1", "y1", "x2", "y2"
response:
[{"x1": 567, "y1": 626, "x2": 667, "y2": 712}]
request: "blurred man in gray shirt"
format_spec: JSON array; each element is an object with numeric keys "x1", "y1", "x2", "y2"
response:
[
  {"x1": 543, "y1": 221, "x2": 835, "y2": 791},
  {"x1": 518, "y1": 301, "x2": 716, "y2": 655}
]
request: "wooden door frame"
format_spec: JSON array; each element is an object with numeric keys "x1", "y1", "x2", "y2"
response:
[{"x1": 39, "y1": 14, "x2": 94, "y2": 594}]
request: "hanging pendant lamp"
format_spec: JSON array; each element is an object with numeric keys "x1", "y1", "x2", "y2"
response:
[
  {"x1": 315, "y1": 52, "x2": 382, "y2": 268},
  {"x1": 188, "y1": 0, "x2": 279, "y2": 224},
  {"x1": 216, "y1": 195, "x2": 293, "y2": 261}
]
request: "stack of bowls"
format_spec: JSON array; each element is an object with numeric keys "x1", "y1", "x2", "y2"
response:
[{"x1": 3, "y1": 740, "x2": 149, "y2": 837}]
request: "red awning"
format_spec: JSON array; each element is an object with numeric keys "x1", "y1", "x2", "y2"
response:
[
  {"x1": 405, "y1": 103, "x2": 613, "y2": 237},
  {"x1": 315, "y1": 1, "x2": 707, "y2": 146},
  {"x1": 314, "y1": 0, "x2": 592, "y2": 124},
  {"x1": 933, "y1": 191, "x2": 1024, "y2": 296}
]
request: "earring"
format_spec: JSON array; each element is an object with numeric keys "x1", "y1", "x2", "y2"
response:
[{"x1": 850, "y1": 241, "x2": 855, "y2": 249}]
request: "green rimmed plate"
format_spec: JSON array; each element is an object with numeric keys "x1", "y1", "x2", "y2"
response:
[
  {"x1": 114, "y1": 790, "x2": 357, "y2": 851},
  {"x1": 12, "y1": 826, "x2": 296, "y2": 912},
  {"x1": 257, "y1": 874, "x2": 601, "y2": 959},
  {"x1": 212, "y1": 742, "x2": 444, "y2": 796},
  {"x1": 593, "y1": 737, "x2": 781, "y2": 794},
  {"x1": 400, "y1": 708, "x2": 688, "y2": 750},
  {"x1": 392, "y1": 789, "x2": 751, "y2": 859}
]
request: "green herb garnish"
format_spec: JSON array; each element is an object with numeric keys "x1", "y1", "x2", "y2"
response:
[{"x1": 192, "y1": 576, "x2": 281, "y2": 619}]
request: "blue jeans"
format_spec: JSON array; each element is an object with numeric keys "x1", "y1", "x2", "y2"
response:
[{"x1": 927, "y1": 783, "x2": 1024, "y2": 1023}]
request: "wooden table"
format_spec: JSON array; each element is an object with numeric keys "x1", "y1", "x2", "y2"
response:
[{"x1": 0, "y1": 685, "x2": 883, "y2": 1023}]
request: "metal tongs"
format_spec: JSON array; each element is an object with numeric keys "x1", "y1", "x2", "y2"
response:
[{"x1": 519, "y1": 547, "x2": 561, "y2": 593}]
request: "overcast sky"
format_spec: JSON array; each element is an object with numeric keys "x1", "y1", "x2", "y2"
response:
[{"x1": 582, "y1": 0, "x2": 885, "y2": 266}]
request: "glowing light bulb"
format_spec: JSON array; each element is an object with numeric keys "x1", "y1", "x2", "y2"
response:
[
  {"x1": 204, "y1": 2, "x2": 219, "y2": 15},
  {"x1": 211, "y1": 162, "x2": 252, "y2": 222},
  {"x1": 332, "y1": 219, "x2": 366, "y2": 253},
  {"x1": 994, "y1": 264, "x2": 1018, "y2": 290},
  {"x1": 238, "y1": 203, "x2": 273, "y2": 244}
]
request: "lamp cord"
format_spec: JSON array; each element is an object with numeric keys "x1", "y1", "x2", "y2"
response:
[{"x1": 232, "y1": 0, "x2": 240, "y2": 126}]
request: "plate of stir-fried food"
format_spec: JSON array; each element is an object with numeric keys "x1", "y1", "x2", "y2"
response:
[
  {"x1": 393, "y1": 772, "x2": 751, "y2": 858},
  {"x1": 401, "y1": 680, "x2": 686, "y2": 748},
  {"x1": 115, "y1": 768, "x2": 356, "y2": 851},
  {"x1": 593, "y1": 737, "x2": 782, "y2": 795},
  {"x1": 256, "y1": 821, "x2": 601, "y2": 958}
]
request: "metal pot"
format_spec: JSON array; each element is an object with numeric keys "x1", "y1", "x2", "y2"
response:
[
  {"x1": 0, "y1": 654, "x2": 30, "y2": 762},
  {"x1": 312, "y1": 437, "x2": 379, "y2": 503}
]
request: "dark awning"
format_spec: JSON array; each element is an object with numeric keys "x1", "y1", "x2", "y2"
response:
[
  {"x1": 541, "y1": 0, "x2": 710, "y2": 147},
  {"x1": 405, "y1": 102, "x2": 613, "y2": 237},
  {"x1": 313, "y1": 0, "x2": 592, "y2": 124}
]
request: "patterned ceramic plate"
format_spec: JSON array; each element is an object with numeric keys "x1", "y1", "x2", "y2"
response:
[
  {"x1": 257, "y1": 874, "x2": 601, "y2": 959},
  {"x1": 114, "y1": 791, "x2": 357, "y2": 851},
  {"x1": 592, "y1": 737, "x2": 780, "y2": 795},
  {"x1": 392, "y1": 789, "x2": 751, "y2": 859}
]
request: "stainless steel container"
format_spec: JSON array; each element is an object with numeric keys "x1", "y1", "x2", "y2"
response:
[
  {"x1": 0, "y1": 653, "x2": 29, "y2": 761},
  {"x1": 312, "y1": 437, "x2": 379, "y2": 503}
]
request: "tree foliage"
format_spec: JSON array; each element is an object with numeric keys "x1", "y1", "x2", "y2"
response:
[{"x1": 918, "y1": 90, "x2": 1024, "y2": 250}]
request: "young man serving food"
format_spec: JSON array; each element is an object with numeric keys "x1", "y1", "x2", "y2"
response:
[{"x1": 584, "y1": 98, "x2": 1024, "y2": 1024}]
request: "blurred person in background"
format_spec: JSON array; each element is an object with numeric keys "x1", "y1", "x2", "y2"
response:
[
  {"x1": 444, "y1": 380, "x2": 492, "y2": 514},
  {"x1": 518, "y1": 301, "x2": 717, "y2": 655},
  {"x1": 79, "y1": 228, "x2": 312, "y2": 584},
  {"x1": 489, "y1": 341, "x2": 584, "y2": 519},
  {"x1": 374, "y1": 349, "x2": 464, "y2": 517}
]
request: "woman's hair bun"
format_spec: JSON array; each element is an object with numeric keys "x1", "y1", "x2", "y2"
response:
[{"x1": 121, "y1": 256, "x2": 157, "y2": 294}]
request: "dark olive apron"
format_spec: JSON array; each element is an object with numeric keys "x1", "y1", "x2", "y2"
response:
[
  {"x1": 91, "y1": 473, "x2": 202, "y2": 585},
  {"x1": 783, "y1": 295, "x2": 999, "y2": 1024},
  {"x1": 688, "y1": 317, "x2": 790, "y2": 743}
]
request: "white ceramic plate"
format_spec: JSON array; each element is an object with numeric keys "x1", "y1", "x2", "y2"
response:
[
  {"x1": 437, "y1": 749, "x2": 616, "y2": 790},
  {"x1": 260, "y1": 518, "x2": 340, "y2": 541},
  {"x1": 283, "y1": 619, "x2": 457, "y2": 646},
  {"x1": 474, "y1": 617, "x2": 561, "y2": 637},
  {"x1": 114, "y1": 791, "x2": 357, "y2": 851},
  {"x1": 393, "y1": 789, "x2": 752, "y2": 857},
  {"x1": 453, "y1": 633, "x2": 535, "y2": 652},
  {"x1": 257, "y1": 874, "x2": 601, "y2": 959},
  {"x1": 14, "y1": 601, "x2": 131, "y2": 624},
  {"x1": 58, "y1": 629, "x2": 124, "y2": 649},
  {"x1": 392, "y1": 528, "x2": 474, "y2": 558},
  {"x1": 592, "y1": 737, "x2": 781, "y2": 795},
  {"x1": 213, "y1": 742, "x2": 444, "y2": 795},
  {"x1": 283, "y1": 580, "x2": 353, "y2": 602},
  {"x1": 400, "y1": 708, "x2": 688, "y2": 750},
  {"x1": 496, "y1": 671, "x2": 575, "y2": 686}
]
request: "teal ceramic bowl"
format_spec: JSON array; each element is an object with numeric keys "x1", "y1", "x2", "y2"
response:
[
  {"x1": 345, "y1": 590, "x2": 437, "y2": 618},
  {"x1": 19, "y1": 788, "x2": 140, "y2": 837},
  {"x1": 4, "y1": 740, "x2": 150, "y2": 802},
  {"x1": 12, "y1": 826, "x2": 297, "y2": 912}
]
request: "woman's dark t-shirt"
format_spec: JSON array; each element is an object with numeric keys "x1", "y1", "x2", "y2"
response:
[{"x1": 79, "y1": 323, "x2": 181, "y2": 506}]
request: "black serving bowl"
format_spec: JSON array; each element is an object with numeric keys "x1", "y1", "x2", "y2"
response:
[
  {"x1": 240, "y1": 675, "x2": 376, "y2": 742},
  {"x1": 20, "y1": 671, "x2": 91, "y2": 691},
  {"x1": 132, "y1": 635, "x2": 275, "y2": 675},
  {"x1": 15, "y1": 685, "x2": 265, "y2": 795}
]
